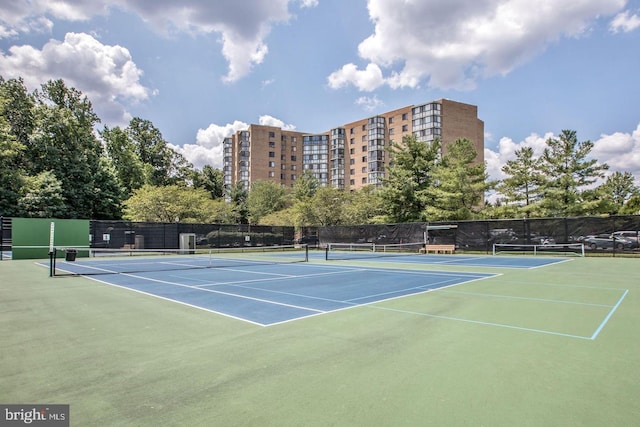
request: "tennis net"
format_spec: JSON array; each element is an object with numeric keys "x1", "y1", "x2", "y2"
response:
[
  {"x1": 325, "y1": 242, "x2": 424, "y2": 260},
  {"x1": 50, "y1": 245, "x2": 308, "y2": 276}
]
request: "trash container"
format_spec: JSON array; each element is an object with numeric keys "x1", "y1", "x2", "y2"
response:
[{"x1": 65, "y1": 249, "x2": 77, "y2": 261}]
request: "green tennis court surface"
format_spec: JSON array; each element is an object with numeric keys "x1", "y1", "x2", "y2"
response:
[{"x1": 1, "y1": 254, "x2": 639, "y2": 425}]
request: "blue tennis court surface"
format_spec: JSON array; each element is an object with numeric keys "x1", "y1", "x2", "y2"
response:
[
  {"x1": 76, "y1": 263, "x2": 495, "y2": 326},
  {"x1": 317, "y1": 251, "x2": 572, "y2": 269}
]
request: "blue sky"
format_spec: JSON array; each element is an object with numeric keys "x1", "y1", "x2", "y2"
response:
[{"x1": 1, "y1": 0, "x2": 639, "y2": 186}]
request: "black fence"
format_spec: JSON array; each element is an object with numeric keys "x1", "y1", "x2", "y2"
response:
[
  {"x1": 318, "y1": 215, "x2": 640, "y2": 256},
  {"x1": 90, "y1": 221, "x2": 295, "y2": 249}
]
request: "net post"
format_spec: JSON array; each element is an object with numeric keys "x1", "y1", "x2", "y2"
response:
[
  {"x1": 325, "y1": 246, "x2": 329, "y2": 261},
  {"x1": 305, "y1": 244, "x2": 309, "y2": 262},
  {"x1": 49, "y1": 248, "x2": 55, "y2": 277},
  {"x1": 492, "y1": 244, "x2": 496, "y2": 256}
]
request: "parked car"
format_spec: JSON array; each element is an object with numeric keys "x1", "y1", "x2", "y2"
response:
[
  {"x1": 582, "y1": 234, "x2": 636, "y2": 250},
  {"x1": 611, "y1": 231, "x2": 640, "y2": 245}
]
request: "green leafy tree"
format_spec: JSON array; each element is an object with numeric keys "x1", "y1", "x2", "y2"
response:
[
  {"x1": 126, "y1": 118, "x2": 194, "y2": 186},
  {"x1": 123, "y1": 185, "x2": 217, "y2": 223},
  {"x1": 0, "y1": 77, "x2": 35, "y2": 153},
  {"x1": 495, "y1": 146, "x2": 546, "y2": 217},
  {"x1": 18, "y1": 171, "x2": 67, "y2": 218},
  {"x1": 228, "y1": 182, "x2": 249, "y2": 224},
  {"x1": 192, "y1": 165, "x2": 224, "y2": 199},
  {"x1": 425, "y1": 138, "x2": 489, "y2": 221},
  {"x1": 101, "y1": 125, "x2": 146, "y2": 197},
  {"x1": 0, "y1": 97, "x2": 25, "y2": 216},
  {"x1": 246, "y1": 180, "x2": 288, "y2": 224},
  {"x1": 342, "y1": 185, "x2": 386, "y2": 224},
  {"x1": 538, "y1": 130, "x2": 608, "y2": 216},
  {"x1": 380, "y1": 135, "x2": 440, "y2": 222},
  {"x1": 588, "y1": 171, "x2": 640, "y2": 215},
  {"x1": 292, "y1": 170, "x2": 319, "y2": 201},
  {"x1": 307, "y1": 187, "x2": 348, "y2": 226},
  {"x1": 28, "y1": 80, "x2": 122, "y2": 218}
]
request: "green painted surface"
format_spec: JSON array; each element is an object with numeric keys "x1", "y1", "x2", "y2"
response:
[{"x1": 0, "y1": 256, "x2": 638, "y2": 426}]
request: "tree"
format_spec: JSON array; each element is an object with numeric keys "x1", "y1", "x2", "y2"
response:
[
  {"x1": 307, "y1": 187, "x2": 348, "y2": 226},
  {"x1": 18, "y1": 171, "x2": 67, "y2": 218},
  {"x1": 192, "y1": 165, "x2": 224, "y2": 199},
  {"x1": 425, "y1": 138, "x2": 489, "y2": 220},
  {"x1": 101, "y1": 125, "x2": 146, "y2": 197},
  {"x1": 589, "y1": 172, "x2": 640, "y2": 215},
  {"x1": 342, "y1": 185, "x2": 386, "y2": 225},
  {"x1": 126, "y1": 118, "x2": 194, "y2": 186},
  {"x1": 28, "y1": 80, "x2": 123, "y2": 218},
  {"x1": 538, "y1": 130, "x2": 608, "y2": 216},
  {"x1": 380, "y1": 135, "x2": 440, "y2": 222},
  {"x1": 427, "y1": 138, "x2": 487, "y2": 220},
  {"x1": 292, "y1": 170, "x2": 318, "y2": 201},
  {"x1": 228, "y1": 182, "x2": 249, "y2": 224},
  {"x1": 123, "y1": 185, "x2": 217, "y2": 223},
  {"x1": 246, "y1": 180, "x2": 287, "y2": 224},
  {"x1": 495, "y1": 146, "x2": 545, "y2": 217},
  {"x1": 0, "y1": 98, "x2": 25, "y2": 216}
]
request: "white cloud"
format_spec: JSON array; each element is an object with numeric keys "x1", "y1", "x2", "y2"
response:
[
  {"x1": 298, "y1": 0, "x2": 320, "y2": 8},
  {"x1": 258, "y1": 115, "x2": 297, "y2": 130},
  {"x1": 609, "y1": 10, "x2": 640, "y2": 33},
  {"x1": 592, "y1": 124, "x2": 640, "y2": 182},
  {"x1": 329, "y1": 0, "x2": 627, "y2": 91},
  {"x1": 327, "y1": 62, "x2": 385, "y2": 91},
  {"x1": 0, "y1": 32, "x2": 153, "y2": 126},
  {"x1": 355, "y1": 95, "x2": 384, "y2": 112},
  {"x1": 0, "y1": 0, "x2": 318, "y2": 83}
]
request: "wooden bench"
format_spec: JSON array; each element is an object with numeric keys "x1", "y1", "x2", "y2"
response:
[{"x1": 419, "y1": 244, "x2": 455, "y2": 254}]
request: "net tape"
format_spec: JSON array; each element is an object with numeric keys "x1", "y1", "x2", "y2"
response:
[{"x1": 51, "y1": 245, "x2": 308, "y2": 276}]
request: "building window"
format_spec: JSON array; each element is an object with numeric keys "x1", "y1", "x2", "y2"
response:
[
  {"x1": 402, "y1": 113, "x2": 408, "y2": 120},
  {"x1": 350, "y1": 148, "x2": 355, "y2": 154},
  {"x1": 350, "y1": 128, "x2": 355, "y2": 134},
  {"x1": 269, "y1": 141, "x2": 275, "y2": 148},
  {"x1": 292, "y1": 146, "x2": 297, "y2": 152},
  {"x1": 268, "y1": 161, "x2": 275, "y2": 167},
  {"x1": 350, "y1": 159, "x2": 355, "y2": 165},
  {"x1": 362, "y1": 167, "x2": 367, "y2": 173},
  {"x1": 291, "y1": 155, "x2": 296, "y2": 161},
  {"x1": 269, "y1": 151, "x2": 275, "y2": 158},
  {"x1": 362, "y1": 135, "x2": 366, "y2": 141},
  {"x1": 291, "y1": 174, "x2": 297, "y2": 180},
  {"x1": 269, "y1": 171, "x2": 275, "y2": 177},
  {"x1": 291, "y1": 165, "x2": 297, "y2": 170},
  {"x1": 269, "y1": 131, "x2": 275, "y2": 138},
  {"x1": 389, "y1": 128, "x2": 395, "y2": 135},
  {"x1": 350, "y1": 169, "x2": 355, "y2": 175},
  {"x1": 350, "y1": 138, "x2": 355, "y2": 145},
  {"x1": 362, "y1": 177, "x2": 367, "y2": 184},
  {"x1": 350, "y1": 179, "x2": 355, "y2": 185},
  {"x1": 362, "y1": 124, "x2": 366, "y2": 131},
  {"x1": 362, "y1": 146, "x2": 366, "y2": 152},
  {"x1": 389, "y1": 117, "x2": 394, "y2": 124},
  {"x1": 402, "y1": 124, "x2": 408, "y2": 132},
  {"x1": 362, "y1": 156, "x2": 366, "y2": 162}
]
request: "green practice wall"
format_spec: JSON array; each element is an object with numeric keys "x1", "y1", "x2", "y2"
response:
[{"x1": 12, "y1": 218, "x2": 90, "y2": 259}]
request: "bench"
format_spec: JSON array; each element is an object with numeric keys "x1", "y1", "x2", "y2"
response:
[{"x1": 419, "y1": 244, "x2": 455, "y2": 254}]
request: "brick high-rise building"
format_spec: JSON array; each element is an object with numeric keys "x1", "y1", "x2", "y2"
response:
[{"x1": 223, "y1": 99, "x2": 484, "y2": 192}]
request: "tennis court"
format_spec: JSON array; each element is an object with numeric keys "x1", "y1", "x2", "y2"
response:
[
  {"x1": 46, "y1": 250, "x2": 495, "y2": 326},
  {"x1": 3, "y1": 248, "x2": 639, "y2": 425}
]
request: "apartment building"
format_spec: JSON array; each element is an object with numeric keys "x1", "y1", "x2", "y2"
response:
[{"x1": 223, "y1": 99, "x2": 484, "y2": 192}]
